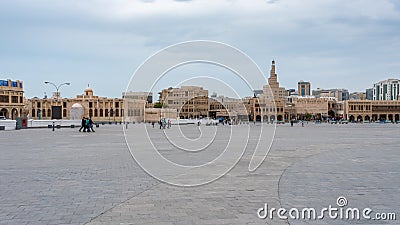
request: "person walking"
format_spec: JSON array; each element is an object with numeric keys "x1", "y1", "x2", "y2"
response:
[
  {"x1": 79, "y1": 117, "x2": 86, "y2": 132},
  {"x1": 88, "y1": 117, "x2": 95, "y2": 132},
  {"x1": 162, "y1": 118, "x2": 167, "y2": 129},
  {"x1": 84, "y1": 117, "x2": 90, "y2": 132}
]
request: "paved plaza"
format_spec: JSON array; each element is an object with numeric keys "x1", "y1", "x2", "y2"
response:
[{"x1": 0, "y1": 123, "x2": 399, "y2": 225}]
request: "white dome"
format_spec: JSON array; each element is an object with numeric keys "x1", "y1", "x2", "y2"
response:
[
  {"x1": 84, "y1": 87, "x2": 93, "y2": 92},
  {"x1": 71, "y1": 103, "x2": 83, "y2": 108}
]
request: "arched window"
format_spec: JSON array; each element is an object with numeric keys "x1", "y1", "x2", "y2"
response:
[
  {"x1": 89, "y1": 109, "x2": 93, "y2": 118},
  {"x1": 115, "y1": 109, "x2": 119, "y2": 117},
  {"x1": 94, "y1": 109, "x2": 98, "y2": 117},
  {"x1": 100, "y1": 109, "x2": 103, "y2": 117},
  {"x1": 32, "y1": 109, "x2": 36, "y2": 117},
  {"x1": 105, "y1": 109, "x2": 109, "y2": 117},
  {"x1": 42, "y1": 109, "x2": 46, "y2": 117},
  {"x1": 47, "y1": 109, "x2": 51, "y2": 118},
  {"x1": 63, "y1": 109, "x2": 67, "y2": 117}
]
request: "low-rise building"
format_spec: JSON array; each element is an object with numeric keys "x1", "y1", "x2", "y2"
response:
[
  {"x1": 27, "y1": 87, "x2": 125, "y2": 122},
  {"x1": 344, "y1": 100, "x2": 400, "y2": 122},
  {"x1": 158, "y1": 86, "x2": 209, "y2": 119},
  {"x1": 313, "y1": 88, "x2": 349, "y2": 101},
  {"x1": 0, "y1": 79, "x2": 24, "y2": 119},
  {"x1": 122, "y1": 91, "x2": 153, "y2": 103},
  {"x1": 209, "y1": 96, "x2": 248, "y2": 121}
]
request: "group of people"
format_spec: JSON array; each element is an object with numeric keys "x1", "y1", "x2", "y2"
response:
[
  {"x1": 79, "y1": 117, "x2": 95, "y2": 132},
  {"x1": 156, "y1": 118, "x2": 171, "y2": 129}
]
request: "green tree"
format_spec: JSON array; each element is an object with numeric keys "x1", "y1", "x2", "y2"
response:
[{"x1": 154, "y1": 102, "x2": 166, "y2": 108}]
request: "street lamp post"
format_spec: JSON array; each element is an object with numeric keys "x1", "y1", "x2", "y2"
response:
[
  {"x1": 44, "y1": 81, "x2": 70, "y2": 120},
  {"x1": 44, "y1": 81, "x2": 71, "y2": 103}
]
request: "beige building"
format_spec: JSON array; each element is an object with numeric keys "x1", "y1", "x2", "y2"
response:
[
  {"x1": 0, "y1": 79, "x2": 24, "y2": 119},
  {"x1": 344, "y1": 100, "x2": 400, "y2": 122},
  {"x1": 143, "y1": 108, "x2": 178, "y2": 122},
  {"x1": 349, "y1": 92, "x2": 366, "y2": 100},
  {"x1": 122, "y1": 91, "x2": 153, "y2": 103},
  {"x1": 292, "y1": 97, "x2": 338, "y2": 120},
  {"x1": 209, "y1": 96, "x2": 248, "y2": 121},
  {"x1": 159, "y1": 86, "x2": 209, "y2": 119},
  {"x1": 27, "y1": 87, "x2": 125, "y2": 122}
]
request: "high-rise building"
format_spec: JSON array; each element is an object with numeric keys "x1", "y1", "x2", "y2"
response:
[
  {"x1": 0, "y1": 79, "x2": 24, "y2": 119},
  {"x1": 373, "y1": 78, "x2": 400, "y2": 100},
  {"x1": 366, "y1": 88, "x2": 373, "y2": 100},
  {"x1": 298, "y1": 80, "x2": 311, "y2": 96}
]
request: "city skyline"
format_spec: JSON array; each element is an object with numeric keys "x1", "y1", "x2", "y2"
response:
[
  {"x1": 2, "y1": 73, "x2": 398, "y2": 101},
  {"x1": 1, "y1": 0, "x2": 400, "y2": 98}
]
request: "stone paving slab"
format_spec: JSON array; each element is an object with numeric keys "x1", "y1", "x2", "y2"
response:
[{"x1": 1, "y1": 123, "x2": 399, "y2": 224}]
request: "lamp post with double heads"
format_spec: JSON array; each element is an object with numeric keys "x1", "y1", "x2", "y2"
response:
[
  {"x1": 44, "y1": 81, "x2": 71, "y2": 104},
  {"x1": 44, "y1": 82, "x2": 70, "y2": 122}
]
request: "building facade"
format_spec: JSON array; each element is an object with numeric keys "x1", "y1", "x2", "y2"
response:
[
  {"x1": 373, "y1": 78, "x2": 400, "y2": 101},
  {"x1": 350, "y1": 92, "x2": 366, "y2": 100},
  {"x1": 312, "y1": 88, "x2": 349, "y2": 101},
  {"x1": 344, "y1": 100, "x2": 400, "y2": 122},
  {"x1": 292, "y1": 97, "x2": 338, "y2": 120},
  {"x1": 0, "y1": 79, "x2": 24, "y2": 119},
  {"x1": 366, "y1": 88, "x2": 373, "y2": 100},
  {"x1": 209, "y1": 96, "x2": 248, "y2": 121},
  {"x1": 122, "y1": 91, "x2": 153, "y2": 103},
  {"x1": 27, "y1": 87, "x2": 125, "y2": 122},
  {"x1": 158, "y1": 86, "x2": 209, "y2": 119}
]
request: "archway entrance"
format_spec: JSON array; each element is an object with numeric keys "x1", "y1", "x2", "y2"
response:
[
  {"x1": 379, "y1": 114, "x2": 387, "y2": 121},
  {"x1": 372, "y1": 114, "x2": 378, "y2": 122},
  {"x1": 270, "y1": 115, "x2": 276, "y2": 123},
  {"x1": 11, "y1": 108, "x2": 18, "y2": 120},
  {"x1": 277, "y1": 115, "x2": 283, "y2": 122},
  {"x1": 263, "y1": 115, "x2": 268, "y2": 123},
  {"x1": 255, "y1": 115, "x2": 261, "y2": 122},
  {"x1": 388, "y1": 114, "x2": 393, "y2": 122},
  {"x1": 349, "y1": 115, "x2": 355, "y2": 122},
  {"x1": 0, "y1": 108, "x2": 8, "y2": 118},
  {"x1": 328, "y1": 110, "x2": 335, "y2": 119},
  {"x1": 357, "y1": 115, "x2": 363, "y2": 123},
  {"x1": 395, "y1": 114, "x2": 400, "y2": 123},
  {"x1": 365, "y1": 115, "x2": 370, "y2": 122}
]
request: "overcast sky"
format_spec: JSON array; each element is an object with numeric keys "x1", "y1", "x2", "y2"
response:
[{"x1": 1, "y1": 0, "x2": 399, "y2": 98}]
